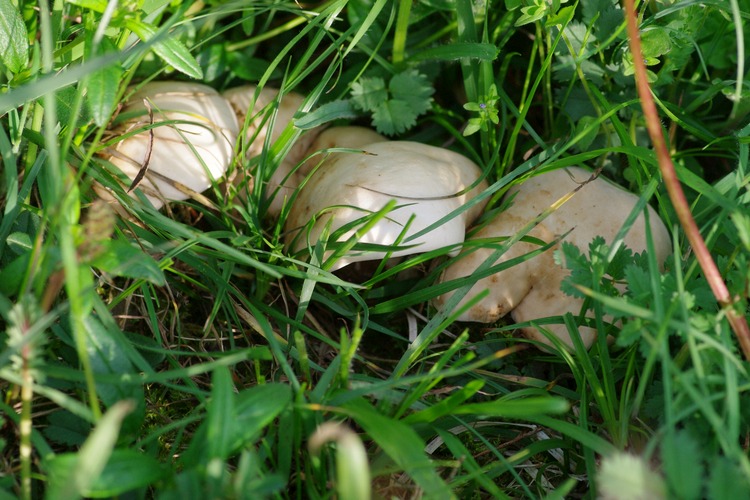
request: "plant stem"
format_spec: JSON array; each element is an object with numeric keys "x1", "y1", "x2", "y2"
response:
[
  {"x1": 392, "y1": 0, "x2": 411, "y2": 67},
  {"x1": 624, "y1": 0, "x2": 750, "y2": 360}
]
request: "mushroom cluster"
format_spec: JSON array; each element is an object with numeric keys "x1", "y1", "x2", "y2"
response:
[
  {"x1": 97, "y1": 80, "x2": 672, "y2": 352},
  {"x1": 432, "y1": 167, "x2": 671, "y2": 350}
]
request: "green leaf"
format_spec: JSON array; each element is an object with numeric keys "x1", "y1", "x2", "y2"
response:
[
  {"x1": 85, "y1": 38, "x2": 124, "y2": 127},
  {"x1": 641, "y1": 27, "x2": 672, "y2": 59},
  {"x1": 409, "y1": 42, "x2": 499, "y2": 62},
  {"x1": 708, "y1": 457, "x2": 750, "y2": 500},
  {"x1": 344, "y1": 398, "x2": 453, "y2": 499},
  {"x1": 350, "y1": 76, "x2": 388, "y2": 112},
  {"x1": 295, "y1": 100, "x2": 357, "y2": 130},
  {"x1": 48, "y1": 448, "x2": 166, "y2": 498},
  {"x1": 372, "y1": 99, "x2": 415, "y2": 135},
  {"x1": 389, "y1": 69, "x2": 434, "y2": 116},
  {"x1": 65, "y1": 0, "x2": 108, "y2": 12},
  {"x1": 451, "y1": 396, "x2": 570, "y2": 417},
  {"x1": 403, "y1": 379, "x2": 485, "y2": 424},
  {"x1": 180, "y1": 383, "x2": 292, "y2": 467},
  {"x1": 90, "y1": 240, "x2": 166, "y2": 285},
  {"x1": 44, "y1": 411, "x2": 92, "y2": 447},
  {"x1": 84, "y1": 315, "x2": 145, "y2": 435},
  {"x1": 46, "y1": 401, "x2": 136, "y2": 499},
  {"x1": 661, "y1": 431, "x2": 703, "y2": 500},
  {"x1": 207, "y1": 366, "x2": 235, "y2": 460},
  {"x1": 0, "y1": 0, "x2": 29, "y2": 74},
  {"x1": 127, "y1": 20, "x2": 202, "y2": 79}
]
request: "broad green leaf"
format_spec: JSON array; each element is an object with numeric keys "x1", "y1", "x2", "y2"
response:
[
  {"x1": 372, "y1": 99, "x2": 415, "y2": 135},
  {"x1": 344, "y1": 398, "x2": 453, "y2": 499},
  {"x1": 46, "y1": 401, "x2": 136, "y2": 499},
  {"x1": 48, "y1": 448, "x2": 166, "y2": 498},
  {"x1": 44, "y1": 410, "x2": 92, "y2": 447},
  {"x1": 708, "y1": 457, "x2": 750, "y2": 500},
  {"x1": 85, "y1": 38, "x2": 124, "y2": 127},
  {"x1": 350, "y1": 76, "x2": 387, "y2": 112},
  {"x1": 0, "y1": 0, "x2": 29, "y2": 73},
  {"x1": 180, "y1": 383, "x2": 292, "y2": 467},
  {"x1": 84, "y1": 315, "x2": 145, "y2": 437},
  {"x1": 641, "y1": 27, "x2": 672, "y2": 59},
  {"x1": 90, "y1": 240, "x2": 166, "y2": 285},
  {"x1": 127, "y1": 20, "x2": 202, "y2": 79},
  {"x1": 389, "y1": 69, "x2": 434, "y2": 116},
  {"x1": 661, "y1": 431, "x2": 703, "y2": 500}
]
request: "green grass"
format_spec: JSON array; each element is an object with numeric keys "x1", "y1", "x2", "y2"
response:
[{"x1": 1, "y1": 0, "x2": 750, "y2": 498}]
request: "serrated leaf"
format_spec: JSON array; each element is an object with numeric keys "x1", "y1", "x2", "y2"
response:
[
  {"x1": 90, "y1": 241, "x2": 165, "y2": 285},
  {"x1": 661, "y1": 431, "x2": 703, "y2": 500},
  {"x1": 372, "y1": 99, "x2": 415, "y2": 135},
  {"x1": 127, "y1": 20, "x2": 202, "y2": 79},
  {"x1": 556, "y1": 242, "x2": 591, "y2": 298},
  {"x1": 0, "y1": 0, "x2": 29, "y2": 74},
  {"x1": 641, "y1": 27, "x2": 672, "y2": 59},
  {"x1": 44, "y1": 411, "x2": 92, "y2": 447},
  {"x1": 350, "y1": 76, "x2": 387, "y2": 112},
  {"x1": 389, "y1": 69, "x2": 434, "y2": 116},
  {"x1": 707, "y1": 457, "x2": 750, "y2": 500}
]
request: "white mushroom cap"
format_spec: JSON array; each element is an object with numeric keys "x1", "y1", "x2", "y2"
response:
[
  {"x1": 433, "y1": 167, "x2": 671, "y2": 350},
  {"x1": 285, "y1": 141, "x2": 488, "y2": 270},
  {"x1": 101, "y1": 81, "x2": 239, "y2": 209},
  {"x1": 297, "y1": 126, "x2": 386, "y2": 177},
  {"x1": 222, "y1": 85, "x2": 322, "y2": 217}
]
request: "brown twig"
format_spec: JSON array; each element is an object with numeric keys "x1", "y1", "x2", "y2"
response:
[{"x1": 624, "y1": 0, "x2": 750, "y2": 360}]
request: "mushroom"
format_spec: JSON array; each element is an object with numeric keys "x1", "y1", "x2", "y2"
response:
[
  {"x1": 432, "y1": 167, "x2": 671, "y2": 350},
  {"x1": 285, "y1": 141, "x2": 488, "y2": 271},
  {"x1": 222, "y1": 85, "x2": 323, "y2": 217},
  {"x1": 99, "y1": 81, "x2": 239, "y2": 209},
  {"x1": 297, "y1": 126, "x2": 386, "y2": 176}
]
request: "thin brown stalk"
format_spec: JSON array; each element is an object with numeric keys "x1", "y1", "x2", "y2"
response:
[{"x1": 624, "y1": 0, "x2": 750, "y2": 360}]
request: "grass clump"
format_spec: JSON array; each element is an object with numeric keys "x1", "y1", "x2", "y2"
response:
[{"x1": 1, "y1": 0, "x2": 749, "y2": 498}]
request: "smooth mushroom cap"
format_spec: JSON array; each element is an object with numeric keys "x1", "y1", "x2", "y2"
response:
[
  {"x1": 222, "y1": 85, "x2": 322, "y2": 217},
  {"x1": 285, "y1": 141, "x2": 488, "y2": 270},
  {"x1": 101, "y1": 81, "x2": 239, "y2": 209},
  {"x1": 297, "y1": 126, "x2": 386, "y2": 177},
  {"x1": 433, "y1": 167, "x2": 671, "y2": 350}
]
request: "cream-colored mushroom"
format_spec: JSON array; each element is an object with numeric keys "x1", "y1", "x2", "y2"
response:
[
  {"x1": 432, "y1": 167, "x2": 671, "y2": 350},
  {"x1": 222, "y1": 85, "x2": 323, "y2": 217},
  {"x1": 99, "y1": 81, "x2": 239, "y2": 209},
  {"x1": 285, "y1": 141, "x2": 488, "y2": 270},
  {"x1": 297, "y1": 126, "x2": 386, "y2": 176}
]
